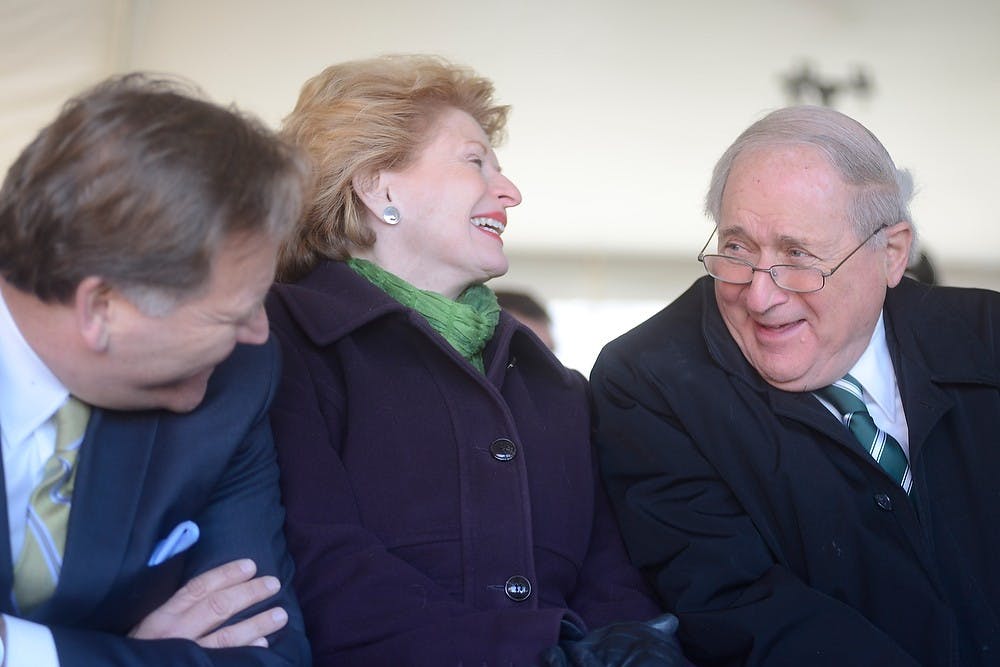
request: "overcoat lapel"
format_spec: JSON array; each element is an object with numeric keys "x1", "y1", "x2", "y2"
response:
[
  {"x1": 883, "y1": 294, "x2": 994, "y2": 465},
  {"x1": 768, "y1": 389, "x2": 870, "y2": 456},
  {"x1": 893, "y1": 355, "x2": 954, "y2": 464},
  {"x1": 41, "y1": 408, "x2": 156, "y2": 624}
]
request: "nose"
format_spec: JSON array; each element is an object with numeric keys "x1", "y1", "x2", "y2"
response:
[
  {"x1": 744, "y1": 267, "x2": 789, "y2": 314},
  {"x1": 493, "y1": 172, "x2": 522, "y2": 208},
  {"x1": 237, "y1": 306, "x2": 270, "y2": 345}
]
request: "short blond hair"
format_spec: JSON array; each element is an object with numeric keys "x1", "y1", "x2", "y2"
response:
[{"x1": 278, "y1": 54, "x2": 510, "y2": 281}]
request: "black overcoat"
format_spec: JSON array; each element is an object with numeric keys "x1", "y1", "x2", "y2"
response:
[
  {"x1": 592, "y1": 276, "x2": 1000, "y2": 666},
  {"x1": 267, "y1": 260, "x2": 660, "y2": 666}
]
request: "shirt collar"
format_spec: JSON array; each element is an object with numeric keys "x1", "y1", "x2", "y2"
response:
[
  {"x1": 0, "y1": 288, "x2": 68, "y2": 445},
  {"x1": 846, "y1": 312, "x2": 897, "y2": 417}
]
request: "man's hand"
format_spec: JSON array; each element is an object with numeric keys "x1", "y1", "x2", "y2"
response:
[{"x1": 129, "y1": 559, "x2": 288, "y2": 648}]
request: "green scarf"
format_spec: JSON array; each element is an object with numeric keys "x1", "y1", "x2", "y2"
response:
[{"x1": 347, "y1": 258, "x2": 499, "y2": 373}]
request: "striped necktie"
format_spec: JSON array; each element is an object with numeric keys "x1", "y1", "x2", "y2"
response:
[
  {"x1": 13, "y1": 396, "x2": 90, "y2": 611},
  {"x1": 815, "y1": 374, "x2": 912, "y2": 493}
]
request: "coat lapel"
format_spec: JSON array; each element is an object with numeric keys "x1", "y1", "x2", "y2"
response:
[
  {"x1": 768, "y1": 389, "x2": 866, "y2": 450},
  {"x1": 884, "y1": 285, "x2": 997, "y2": 463},
  {"x1": 41, "y1": 408, "x2": 156, "y2": 624},
  {"x1": 894, "y1": 356, "x2": 954, "y2": 464}
]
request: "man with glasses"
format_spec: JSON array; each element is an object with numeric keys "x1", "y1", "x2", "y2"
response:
[{"x1": 591, "y1": 106, "x2": 1000, "y2": 666}]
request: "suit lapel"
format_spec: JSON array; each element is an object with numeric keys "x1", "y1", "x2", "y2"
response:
[
  {"x1": 0, "y1": 437, "x2": 13, "y2": 614},
  {"x1": 41, "y1": 408, "x2": 157, "y2": 624}
]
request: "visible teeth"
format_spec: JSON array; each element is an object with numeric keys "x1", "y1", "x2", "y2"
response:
[{"x1": 471, "y1": 216, "x2": 505, "y2": 235}]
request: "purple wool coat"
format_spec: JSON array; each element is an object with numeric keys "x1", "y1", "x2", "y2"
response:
[{"x1": 266, "y1": 260, "x2": 660, "y2": 666}]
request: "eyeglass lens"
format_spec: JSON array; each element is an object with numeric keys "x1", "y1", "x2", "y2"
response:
[{"x1": 703, "y1": 256, "x2": 825, "y2": 292}]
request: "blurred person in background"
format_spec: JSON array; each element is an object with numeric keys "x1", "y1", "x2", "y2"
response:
[
  {"x1": 496, "y1": 288, "x2": 556, "y2": 350},
  {"x1": 904, "y1": 249, "x2": 938, "y2": 284}
]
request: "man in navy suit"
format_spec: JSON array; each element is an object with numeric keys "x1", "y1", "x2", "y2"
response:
[
  {"x1": 0, "y1": 74, "x2": 311, "y2": 665},
  {"x1": 592, "y1": 106, "x2": 1000, "y2": 666}
]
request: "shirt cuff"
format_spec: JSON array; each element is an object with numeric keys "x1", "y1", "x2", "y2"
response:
[{"x1": 4, "y1": 614, "x2": 59, "y2": 667}]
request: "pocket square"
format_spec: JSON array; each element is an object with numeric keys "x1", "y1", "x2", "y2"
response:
[{"x1": 148, "y1": 520, "x2": 200, "y2": 566}]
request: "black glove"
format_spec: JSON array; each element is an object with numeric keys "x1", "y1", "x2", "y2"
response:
[{"x1": 540, "y1": 613, "x2": 690, "y2": 667}]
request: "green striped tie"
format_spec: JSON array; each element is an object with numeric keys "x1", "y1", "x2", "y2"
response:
[
  {"x1": 13, "y1": 396, "x2": 90, "y2": 611},
  {"x1": 815, "y1": 374, "x2": 912, "y2": 493}
]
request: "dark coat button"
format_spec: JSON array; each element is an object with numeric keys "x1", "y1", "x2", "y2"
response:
[
  {"x1": 505, "y1": 575, "x2": 531, "y2": 602},
  {"x1": 874, "y1": 493, "x2": 893, "y2": 511},
  {"x1": 490, "y1": 438, "x2": 517, "y2": 461}
]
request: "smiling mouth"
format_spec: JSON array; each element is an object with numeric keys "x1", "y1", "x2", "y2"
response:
[
  {"x1": 755, "y1": 319, "x2": 804, "y2": 334},
  {"x1": 471, "y1": 216, "x2": 506, "y2": 236}
]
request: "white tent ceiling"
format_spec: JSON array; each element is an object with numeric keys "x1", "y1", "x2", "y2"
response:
[{"x1": 2, "y1": 0, "x2": 999, "y2": 275}]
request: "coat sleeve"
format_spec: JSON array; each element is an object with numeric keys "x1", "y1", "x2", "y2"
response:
[
  {"x1": 590, "y1": 352, "x2": 922, "y2": 667},
  {"x1": 267, "y1": 319, "x2": 568, "y2": 666},
  {"x1": 48, "y1": 342, "x2": 310, "y2": 667},
  {"x1": 567, "y1": 465, "x2": 662, "y2": 628},
  {"x1": 562, "y1": 378, "x2": 661, "y2": 628}
]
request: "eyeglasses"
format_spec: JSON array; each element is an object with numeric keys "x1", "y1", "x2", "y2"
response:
[{"x1": 697, "y1": 224, "x2": 888, "y2": 294}]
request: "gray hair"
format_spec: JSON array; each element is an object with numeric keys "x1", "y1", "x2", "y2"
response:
[{"x1": 704, "y1": 106, "x2": 917, "y2": 261}]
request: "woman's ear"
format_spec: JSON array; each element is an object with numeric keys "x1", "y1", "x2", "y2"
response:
[
  {"x1": 74, "y1": 276, "x2": 112, "y2": 352},
  {"x1": 352, "y1": 171, "x2": 388, "y2": 216}
]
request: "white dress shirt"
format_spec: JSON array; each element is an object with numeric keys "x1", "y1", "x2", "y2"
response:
[
  {"x1": 816, "y1": 312, "x2": 911, "y2": 457},
  {"x1": 0, "y1": 289, "x2": 67, "y2": 667}
]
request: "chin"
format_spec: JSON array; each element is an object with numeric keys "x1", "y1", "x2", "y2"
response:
[
  {"x1": 164, "y1": 389, "x2": 205, "y2": 413},
  {"x1": 161, "y1": 388, "x2": 209, "y2": 413},
  {"x1": 483, "y1": 258, "x2": 509, "y2": 281},
  {"x1": 754, "y1": 362, "x2": 820, "y2": 392},
  {"x1": 155, "y1": 370, "x2": 215, "y2": 413}
]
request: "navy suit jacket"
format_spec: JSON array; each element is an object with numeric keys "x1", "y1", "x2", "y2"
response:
[
  {"x1": 593, "y1": 277, "x2": 1000, "y2": 666},
  {"x1": 0, "y1": 338, "x2": 310, "y2": 666}
]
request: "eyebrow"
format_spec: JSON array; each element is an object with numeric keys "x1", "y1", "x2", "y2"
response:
[{"x1": 719, "y1": 225, "x2": 812, "y2": 247}]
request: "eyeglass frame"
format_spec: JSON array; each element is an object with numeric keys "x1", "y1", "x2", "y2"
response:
[{"x1": 696, "y1": 223, "x2": 890, "y2": 294}]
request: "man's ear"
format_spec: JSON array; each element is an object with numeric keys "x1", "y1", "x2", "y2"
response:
[
  {"x1": 74, "y1": 276, "x2": 112, "y2": 352},
  {"x1": 884, "y1": 221, "x2": 914, "y2": 288}
]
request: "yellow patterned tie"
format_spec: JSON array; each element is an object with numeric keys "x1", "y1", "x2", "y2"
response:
[{"x1": 13, "y1": 396, "x2": 90, "y2": 612}]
